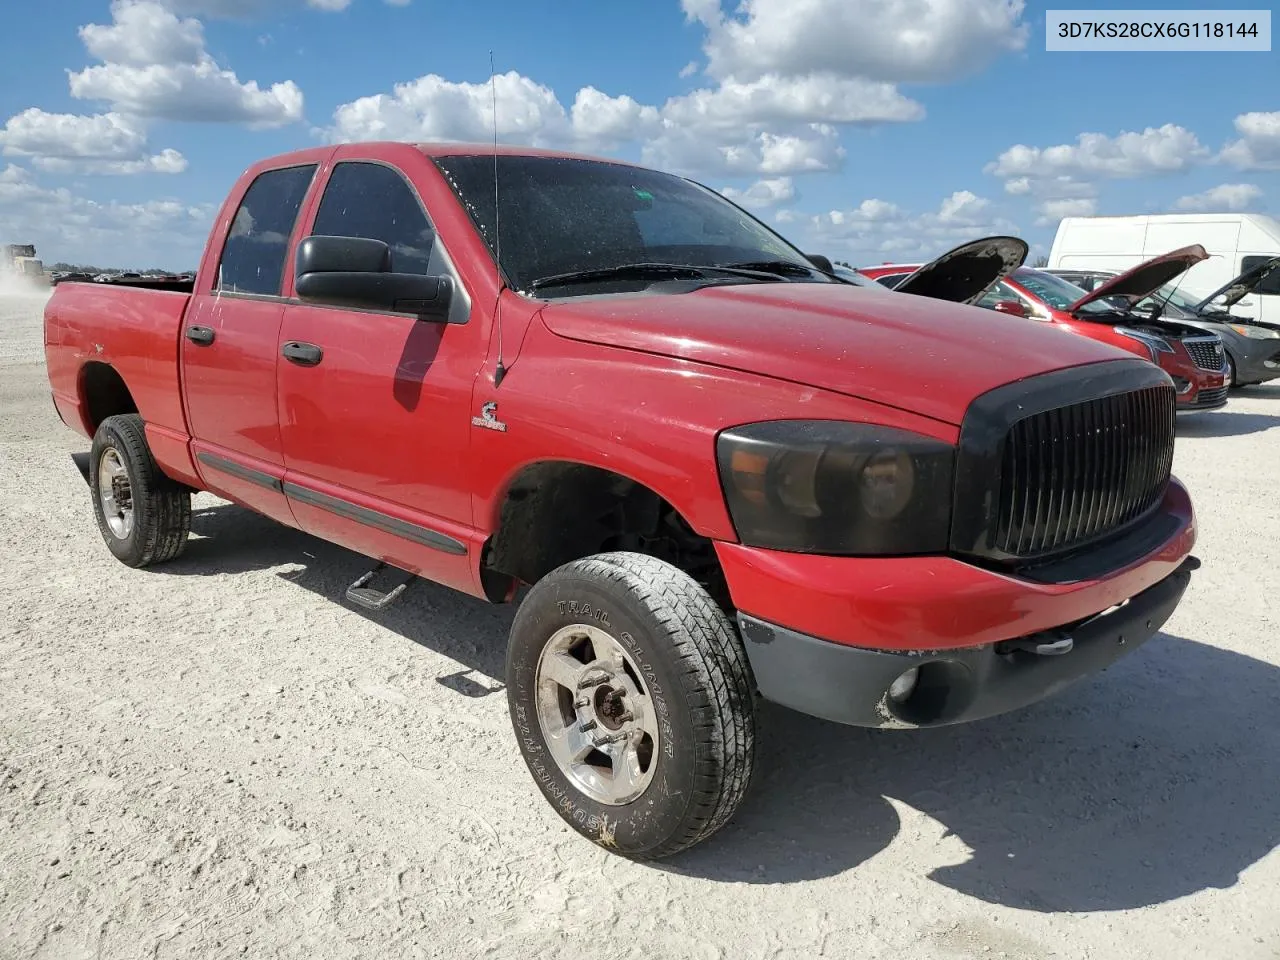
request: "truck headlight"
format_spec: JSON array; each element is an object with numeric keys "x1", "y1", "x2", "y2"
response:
[
  {"x1": 715, "y1": 421, "x2": 954, "y2": 555},
  {"x1": 1229, "y1": 323, "x2": 1280, "y2": 340},
  {"x1": 1114, "y1": 326, "x2": 1174, "y2": 363}
]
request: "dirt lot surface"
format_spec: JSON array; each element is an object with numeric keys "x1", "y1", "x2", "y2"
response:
[{"x1": 2, "y1": 289, "x2": 1278, "y2": 960}]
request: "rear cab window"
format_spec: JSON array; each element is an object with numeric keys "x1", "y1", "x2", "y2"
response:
[{"x1": 216, "y1": 164, "x2": 317, "y2": 296}]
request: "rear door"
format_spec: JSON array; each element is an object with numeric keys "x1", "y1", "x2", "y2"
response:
[
  {"x1": 180, "y1": 161, "x2": 321, "y2": 526},
  {"x1": 275, "y1": 151, "x2": 484, "y2": 594}
]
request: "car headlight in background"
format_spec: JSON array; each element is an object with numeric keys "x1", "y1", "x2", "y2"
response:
[
  {"x1": 1114, "y1": 326, "x2": 1175, "y2": 363},
  {"x1": 1228, "y1": 323, "x2": 1280, "y2": 340},
  {"x1": 715, "y1": 420, "x2": 954, "y2": 555}
]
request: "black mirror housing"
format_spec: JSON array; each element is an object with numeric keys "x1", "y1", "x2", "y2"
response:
[
  {"x1": 806, "y1": 253, "x2": 834, "y2": 274},
  {"x1": 294, "y1": 235, "x2": 454, "y2": 321}
]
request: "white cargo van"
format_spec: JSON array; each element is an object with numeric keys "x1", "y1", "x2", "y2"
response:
[{"x1": 1047, "y1": 213, "x2": 1280, "y2": 324}]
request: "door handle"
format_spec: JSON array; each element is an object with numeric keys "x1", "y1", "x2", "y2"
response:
[
  {"x1": 282, "y1": 341, "x2": 323, "y2": 366},
  {"x1": 185, "y1": 325, "x2": 215, "y2": 346}
]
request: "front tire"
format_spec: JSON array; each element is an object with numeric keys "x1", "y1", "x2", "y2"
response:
[
  {"x1": 89, "y1": 414, "x2": 191, "y2": 568},
  {"x1": 1225, "y1": 353, "x2": 1238, "y2": 388},
  {"x1": 506, "y1": 552, "x2": 756, "y2": 860}
]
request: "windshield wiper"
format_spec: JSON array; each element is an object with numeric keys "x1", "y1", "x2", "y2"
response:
[
  {"x1": 717, "y1": 259, "x2": 822, "y2": 280},
  {"x1": 528, "y1": 261, "x2": 793, "y2": 293}
]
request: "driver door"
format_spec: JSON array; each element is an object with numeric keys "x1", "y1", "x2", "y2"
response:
[{"x1": 275, "y1": 151, "x2": 484, "y2": 594}]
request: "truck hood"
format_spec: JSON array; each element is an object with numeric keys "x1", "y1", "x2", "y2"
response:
[
  {"x1": 539, "y1": 282, "x2": 1127, "y2": 426},
  {"x1": 1068, "y1": 244, "x2": 1209, "y2": 313},
  {"x1": 891, "y1": 236, "x2": 1028, "y2": 305},
  {"x1": 1193, "y1": 254, "x2": 1280, "y2": 311}
]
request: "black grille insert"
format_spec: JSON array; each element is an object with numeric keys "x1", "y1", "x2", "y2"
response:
[
  {"x1": 952, "y1": 360, "x2": 1177, "y2": 565},
  {"x1": 1183, "y1": 336, "x2": 1224, "y2": 371}
]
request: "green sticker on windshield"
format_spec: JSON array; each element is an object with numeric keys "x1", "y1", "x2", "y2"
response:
[{"x1": 633, "y1": 189, "x2": 653, "y2": 201}]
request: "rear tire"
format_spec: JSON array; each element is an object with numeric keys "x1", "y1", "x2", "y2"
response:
[
  {"x1": 89, "y1": 414, "x2": 191, "y2": 568},
  {"x1": 505, "y1": 551, "x2": 756, "y2": 860}
]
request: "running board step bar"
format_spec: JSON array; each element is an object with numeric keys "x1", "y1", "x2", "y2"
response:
[{"x1": 345, "y1": 563, "x2": 414, "y2": 611}]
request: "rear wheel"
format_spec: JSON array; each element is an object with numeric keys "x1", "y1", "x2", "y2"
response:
[
  {"x1": 89, "y1": 414, "x2": 191, "y2": 568},
  {"x1": 505, "y1": 552, "x2": 756, "y2": 860}
]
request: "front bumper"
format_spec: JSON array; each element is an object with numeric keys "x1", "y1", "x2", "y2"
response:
[
  {"x1": 1172, "y1": 371, "x2": 1228, "y2": 410},
  {"x1": 737, "y1": 556, "x2": 1198, "y2": 728}
]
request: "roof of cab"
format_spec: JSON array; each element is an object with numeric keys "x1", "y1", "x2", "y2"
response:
[{"x1": 246, "y1": 140, "x2": 645, "y2": 177}]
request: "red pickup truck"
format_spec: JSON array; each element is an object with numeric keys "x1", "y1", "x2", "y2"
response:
[{"x1": 44, "y1": 141, "x2": 1199, "y2": 860}]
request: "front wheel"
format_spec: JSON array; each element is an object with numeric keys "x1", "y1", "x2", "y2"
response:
[
  {"x1": 1225, "y1": 353, "x2": 1238, "y2": 388},
  {"x1": 505, "y1": 552, "x2": 756, "y2": 860},
  {"x1": 89, "y1": 414, "x2": 191, "y2": 568}
]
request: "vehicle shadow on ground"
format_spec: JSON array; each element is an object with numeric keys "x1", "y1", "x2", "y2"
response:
[
  {"x1": 114, "y1": 495, "x2": 1280, "y2": 914},
  {"x1": 666, "y1": 633, "x2": 1280, "y2": 911},
  {"x1": 152, "y1": 499, "x2": 515, "y2": 688},
  {"x1": 1176, "y1": 410, "x2": 1280, "y2": 437}
]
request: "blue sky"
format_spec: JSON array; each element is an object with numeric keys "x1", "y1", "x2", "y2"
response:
[{"x1": 1, "y1": 0, "x2": 1276, "y2": 269}]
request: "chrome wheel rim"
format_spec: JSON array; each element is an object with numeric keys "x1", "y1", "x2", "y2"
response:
[
  {"x1": 534, "y1": 623, "x2": 661, "y2": 806},
  {"x1": 97, "y1": 446, "x2": 134, "y2": 540}
]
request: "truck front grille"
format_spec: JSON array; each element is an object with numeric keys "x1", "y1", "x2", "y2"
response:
[
  {"x1": 951, "y1": 361, "x2": 1177, "y2": 565},
  {"x1": 1183, "y1": 336, "x2": 1225, "y2": 371}
]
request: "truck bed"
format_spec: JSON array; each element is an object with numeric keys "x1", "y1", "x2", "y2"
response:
[{"x1": 44, "y1": 280, "x2": 193, "y2": 452}]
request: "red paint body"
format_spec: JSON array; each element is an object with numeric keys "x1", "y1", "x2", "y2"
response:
[
  {"x1": 43, "y1": 142, "x2": 1196, "y2": 655},
  {"x1": 858, "y1": 263, "x2": 1226, "y2": 408}
]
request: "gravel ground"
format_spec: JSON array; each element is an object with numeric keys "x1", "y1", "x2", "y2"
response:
[{"x1": 2, "y1": 288, "x2": 1278, "y2": 960}]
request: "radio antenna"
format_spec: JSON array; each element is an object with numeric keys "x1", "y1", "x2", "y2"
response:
[{"x1": 490, "y1": 50, "x2": 507, "y2": 388}]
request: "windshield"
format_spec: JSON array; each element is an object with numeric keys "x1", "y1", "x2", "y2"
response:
[
  {"x1": 1136, "y1": 283, "x2": 1204, "y2": 314},
  {"x1": 1013, "y1": 268, "x2": 1121, "y2": 315},
  {"x1": 433, "y1": 154, "x2": 828, "y2": 295}
]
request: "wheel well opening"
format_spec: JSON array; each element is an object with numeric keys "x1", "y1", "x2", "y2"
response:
[
  {"x1": 80, "y1": 363, "x2": 137, "y2": 433},
  {"x1": 483, "y1": 462, "x2": 732, "y2": 613}
]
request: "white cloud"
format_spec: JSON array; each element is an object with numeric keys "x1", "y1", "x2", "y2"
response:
[
  {"x1": 162, "y1": 0, "x2": 351, "y2": 15},
  {"x1": 938, "y1": 189, "x2": 988, "y2": 223},
  {"x1": 1034, "y1": 197, "x2": 1098, "y2": 226},
  {"x1": 1002, "y1": 174, "x2": 1095, "y2": 200},
  {"x1": 987, "y1": 124, "x2": 1210, "y2": 182},
  {"x1": 67, "y1": 1, "x2": 303, "y2": 127},
  {"x1": 1219, "y1": 112, "x2": 1280, "y2": 171},
  {"x1": 795, "y1": 190, "x2": 1019, "y2": 264},
  {"x1": 721, "y1": 177, "x2": 796, "y2": 209},
  {"x1": 0, "y1": 165, "x2": 213, "y2": 267},
  {"x1": 0, "y1": 109, "x2": 186, "y2": 175},
  {"x1": 643, "y1": 123, "x2": 846, "y2": 177},
  {"x1": 327, "y1": 71, "x2": 575, "y2": 146},
  {"x1": 679, "y1": 61, "x2": 699, "y2": 79},
  {"x1": 683, "y1": 0, "x2": 1029, "y2": 85},
  {"x1": 660, "y1": 74, "x2": 922, "y2": 129},
  {"x1": 81, "y1": 0, "x2": 205, "y2": 66},
  {"x1": 1174, "y1": 183, "x2": 1263, "y2": 212},
  {"x1": 570, "y1": 88, "x2": 662, "y2": 150},
  {"x1": 325, "y1": 69, "x2": 915, "y2": 178}
]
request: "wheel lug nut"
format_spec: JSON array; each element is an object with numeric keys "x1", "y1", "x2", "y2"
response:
[
  {"x1": 574, "y1": 697, "x2": 590, "y2": 708},
  {"x1": 579, "y1": 719, "x2": 597, "y2": 732}
]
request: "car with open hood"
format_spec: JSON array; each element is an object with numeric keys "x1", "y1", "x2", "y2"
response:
[
  {"x1": 860, "y1": 246, "x2": 1229, "y2": 411},
  {"x1": 1047, "y1": 256, "x2": 1280, "y2": 387},
  {"x1": 831, "y1": 236, "x2": 1028, "y2": 304},
  {"x1": 42, "y1": 141, "x2": 1199, "y2": 861}
]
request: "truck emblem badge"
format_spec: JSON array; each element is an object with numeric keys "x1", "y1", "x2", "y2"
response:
[{"x1": 471, "y1": 401, "x2": 508, "y2": 433}]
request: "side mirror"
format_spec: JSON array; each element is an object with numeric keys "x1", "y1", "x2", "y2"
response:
[
  {"x1": 806, "y1": 253, "x2": 835, "y2": 274},
  {"x1": 294, "y1": 235, "x2": 454, "y2": 321},
  {"x1": 992, "y1": 299, "x2": 1029, "y2": 317}
]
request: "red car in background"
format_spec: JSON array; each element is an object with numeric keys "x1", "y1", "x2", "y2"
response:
[{"x1": 860, "y1": 246, "x2": 1229, "y2": 411}]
